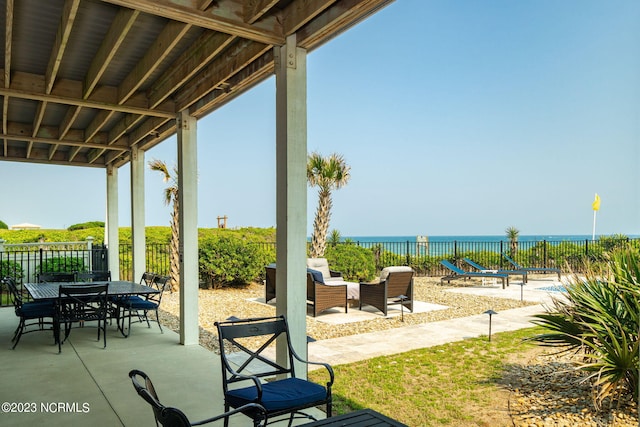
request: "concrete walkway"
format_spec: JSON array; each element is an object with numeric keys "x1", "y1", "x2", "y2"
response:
[{"x1": 307, "y1": 277, "x2": 564, "y2": 367}]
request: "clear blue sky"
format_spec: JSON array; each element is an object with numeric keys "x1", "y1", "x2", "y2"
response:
[{"x1": 1, "y1": 0, "x2": 638, "y2": 237}]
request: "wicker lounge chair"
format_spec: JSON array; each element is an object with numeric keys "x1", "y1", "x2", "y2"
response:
[
  {"x1": 265, "y1": 265, "x2": 348, "y2": 316},
  {"x1": 440, "y1": 260, "x2": 509, "y2": 289},
  {"x1": 462, "y1": 258, "x2": 528, "y2": 283},
  {"x1": 359, "y1": 266, "x2": 414, "y2": 316},
  {"x1": 502, "y1": 253, "x2": 562, "y2": 280}
]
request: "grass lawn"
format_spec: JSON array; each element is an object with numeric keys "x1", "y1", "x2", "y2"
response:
[{"x1": 309, "y1": 326, "x2": 545, "y2": 426}]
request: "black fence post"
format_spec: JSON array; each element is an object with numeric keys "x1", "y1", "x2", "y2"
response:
[
  {"x1": 406, "y1": 240, "x2": 410, "y2": 266},
  {"x1": 543, "y1": 240, "x2": 547, "y2": 268},
  {"x1": 454, "y1": 241, "x2": 458, "y2": 263}
]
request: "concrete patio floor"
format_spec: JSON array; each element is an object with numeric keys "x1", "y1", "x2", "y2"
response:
[
  {"x1": 0, "y1": 308, "x2": 319, "y2": 426},
  {"x1": 0, "y1": 276, "x2": 565, "y2": 426}
]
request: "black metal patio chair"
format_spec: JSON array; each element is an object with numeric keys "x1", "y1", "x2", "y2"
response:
[
  {"x1": 129, "y1": 369, "x2": 267, "y2": 427},
  {"x1": 215, "y1": 315, "x2": 334, "y2": 426},
  {"x1": 2, "y1": 276, "x2": 56, "y2": 349},
  {"x1": 56, "y1": 283, "x2": 109, "y2": 353},
  {"x1": 113, "y1": 274, "x2": 170, "y2": 337}
]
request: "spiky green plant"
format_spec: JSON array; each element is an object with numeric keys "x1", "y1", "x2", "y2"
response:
[
  {"x1": 505, "y1": 226, "x2": 519, "y2": 258},
  {"x1": 530, "y1": 248, "x2": 639, "y2": 408},
  {"x1": 328, "y1": 229, "x2": 341, "y2": 247}
]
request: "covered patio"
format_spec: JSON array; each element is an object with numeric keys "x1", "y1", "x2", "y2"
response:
[
  {"x1": 0, "y1": 1, "x2": 396, "y2": 424},
  {"x1": 0, "y1": 306, "x2": 323, "y2": 426},
  {"x1": 0, "y1": 0, "x2": 394, "y2": 370}
]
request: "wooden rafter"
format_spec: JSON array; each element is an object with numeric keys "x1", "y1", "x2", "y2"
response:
[
  {"x1": 46, "y1": 0, "x2": 81, "y2": 95},
  {"x1": 101, "y1": 0, "x2": 283, "y2": 45},
  {"x1": 84, "y1": 8, "x2": 140, "y2": 99},
  {"x1": 0, "y1": 0, "x2": 395, "y2": 167}
]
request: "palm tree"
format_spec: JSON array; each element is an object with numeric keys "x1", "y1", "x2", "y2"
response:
[
  {"x1": 307, "y1": 152, "x2": 351, "y2": 258},
  {"x1": 149, "y1": 159, "x2": 179, "y2": 292},
  {"x1": 505, "y1": 226, "x2": 520, "y2": 258},
  {"x1": 328, "y1": 229, "x2": 341, "y2": 247}
]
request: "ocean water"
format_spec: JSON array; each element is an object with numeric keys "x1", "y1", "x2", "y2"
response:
[
  {"x1": 338, "y1": 234, "x2": 638, "y2": 257},
  {"x1": 343, "y1": 235, "x2": 633, "y2": 244}
]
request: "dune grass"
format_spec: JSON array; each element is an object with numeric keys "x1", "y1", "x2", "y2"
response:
[{"x1": 308, "y1": 326, "x2": 545, "y2": 426}]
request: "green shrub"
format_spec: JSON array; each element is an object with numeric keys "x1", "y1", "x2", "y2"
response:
[
  {"x1": 41, "y1": 256, "x2": 85, "y2": 273},
  {"x1": 67, "y1": 221, "x2": 105, "y2": 231},
  {"x1": 0, "y1": 220, "x2": 7, "y2": 229},
  {"x1": 198, "y1": 235, "x2": 272, "y2": 288},
  {"x1": 324, "y1": 244, "x2": 376, "y2": 281},
  {"x1": 0, "y1": 260, "x2": 24, "y2": 283}
]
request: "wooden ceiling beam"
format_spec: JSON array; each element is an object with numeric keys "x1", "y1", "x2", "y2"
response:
[
  {"x1": 190, "y1": 49, "x2": 274, "y2": 117},
  {"x1": 0, "y1": 83, "x2": 176, "y2": 118},
  {"x1": 282, "y1": 0, "x2": 337, "y2": 35},
  {"x1": 59, "y1": 105, "x2": 82, "y2": 139},
  {"x1": 100, "y1": 0, "x2": 283, "y2": 45},
  {"x1": 148, "y1": 31, "x2": 235, "y2": 108},
  {"x1": 84, "y1": 8, "x2": 140, "y2": 99},
  {"x1": 5, "y1": 0, "x2": 13, "y2": 89},
  {"x1": 243, "y1": 0, "x2": 279, "y2": 24},
  {"x1": 46, "y1": 0, "x2": 81, "y2": 95},
  {"x1": 117, "y1": 20, "x2": 191, "y2": 104},
  {"x1": 296, "y1": 0, "x2": 392, "y2": 50},
  {"x1": 3, "y1": 130, "x2": 128, "y2": 151},
  {"x1": 176, "y1": 40, "x2": 270, "y2": 111}
]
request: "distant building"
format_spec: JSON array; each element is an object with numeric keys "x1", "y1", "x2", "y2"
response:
[{"x1": 10, "y1": 222, "x2": 41, "y2": 230}]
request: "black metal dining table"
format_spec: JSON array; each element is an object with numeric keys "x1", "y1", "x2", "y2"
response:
[
  {"x1": 302, "y1": 409, "x2": 408, "y2": 426},
  {"x1": 24, "y1": 280, "x2": 160, "y2": 338},
  {"x1": 24, "y1": 280, "x2": 159, "y2": 301}
]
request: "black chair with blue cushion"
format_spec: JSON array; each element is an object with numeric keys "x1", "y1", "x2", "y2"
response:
[
  {"x1": 56, "y1": 283, "x2": 109, "y2": 353},
  {"x1": 129, "y1": 369, "x2": 267, "y2": 427},
  {"x1": 2, "y1": 276, "x2": 56, "y2": 349},
  {"x1": 215, "y1": 316, "x2": 334, "y2": 426},
  {"x1": 114, "y1": 274, "x2": 169, "y2": 337}
]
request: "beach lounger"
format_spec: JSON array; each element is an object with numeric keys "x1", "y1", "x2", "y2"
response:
[
  {"x1": 462, "y1": 258, "x2": 528, "y2": 283},
  {"x1": 502, "y1": 253, "x2": 562, "y2": 280},
  {"x1": 440, "y1": 260, "x2": 509, "y2": 289}
]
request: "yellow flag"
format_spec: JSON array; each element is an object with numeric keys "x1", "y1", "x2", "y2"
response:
[{"x1": 592, "y1": 193, "x2": 601, "y2": 211}]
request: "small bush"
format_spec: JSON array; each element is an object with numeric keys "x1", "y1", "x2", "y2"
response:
[
  {"x1": 324, "y1": 244, "x2": 376, "y2": 281},
  {"x1": 0, "y1": 260, "x2": 24, "y2": 283},
  {"x1": 41, "y1": 256, "x2": 85, "y2": 273},
  {"x1": 0, "y1": 220, "x2": 8, "y2": 229},
  {"x1": 67, "y1": 221, "x2": 105, "y2": 231},
  {"x1": 199, "y1": 235, "x2": 272, "y2": 288}
]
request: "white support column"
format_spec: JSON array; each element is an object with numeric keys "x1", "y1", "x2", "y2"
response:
[
  {"x1": 275, "y1": 34, "x2": 308, "y2": 373},
  {"x1": 177, "y1": 110, "x2": 199, "y2": 345},
  {"x1": 105, "y1": 165, "x2": 120, "y2": 280},
  {"x1": 130, "y1": 146, "x2": 146, "y2": 283}
]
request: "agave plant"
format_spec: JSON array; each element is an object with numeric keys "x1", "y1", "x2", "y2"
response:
[{"x1": 530, "y1": 248, "x2": 639, "y2": 408}]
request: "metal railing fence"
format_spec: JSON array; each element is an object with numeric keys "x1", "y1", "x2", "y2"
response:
[{"x1": 2, "y1": 237, "x2": 635, "y2": 307}]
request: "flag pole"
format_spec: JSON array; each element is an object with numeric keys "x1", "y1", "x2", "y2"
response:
[{"x1": 591, "y1": 193, "x2": 600, "y2": 240}]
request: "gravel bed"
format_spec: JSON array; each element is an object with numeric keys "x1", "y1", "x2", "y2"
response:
[{"x1": 159, "y1": 276, "x2": 639, "y2": 426}]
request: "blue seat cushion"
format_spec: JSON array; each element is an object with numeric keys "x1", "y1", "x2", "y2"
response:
[
  {"x1": 19, "y1": 302, "x2": 55, "y2": 318},
  {"x1": 306, "y1": 268, "x2": 325, "y2": 284},
  {"x1": 115, "y1": 295, "x2": 158, "y2": 310},
  {"x1": 226, "y1": 378, "x2": 326, "y2": 412}
]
